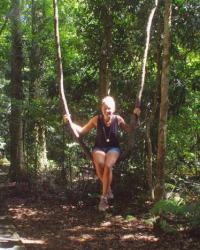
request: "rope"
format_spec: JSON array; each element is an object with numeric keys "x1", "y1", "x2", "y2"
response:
[
  {"x1": 127, "y1": 0, "x2": 159, "y2": 153},
  {"x1": 53, "y1": 0, "x2": 93, "y2": 162},
  {"x1": 52, "y1": 0, "x2": 158, "y2": 163}
]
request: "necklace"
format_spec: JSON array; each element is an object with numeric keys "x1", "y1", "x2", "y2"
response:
[
  {"x1": 103, "y1": 126, "x2": 111, "y2": 142},
  {"x1": 102, "y1": 118, "x2": 112, "y2": 143}
]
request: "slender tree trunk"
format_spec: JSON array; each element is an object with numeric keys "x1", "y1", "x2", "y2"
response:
[
  {"x1": 128, "y1": 0, "x2": 158, "y2": 150},
  {"x1": 99, "y1": 5, "x2": 113, "y2": 98},
  {"x1": 27, "y1": 0, "x2": 48, "y2": 172},
  {"x1": 155, "y1": 0, "x2": 172, "y2": 201},
  {"x1": 9, "y1": 0, "x2": 24, "y2": 181},
  {"x1": 146, "y1": 121, "x2": 154, "y2": 198},
  {"x1": 145, "y1": 13, "x2": 163, "y2": 200},
  {"x1": 37, "y1": 123, "x2": 48, "y2": 170}
]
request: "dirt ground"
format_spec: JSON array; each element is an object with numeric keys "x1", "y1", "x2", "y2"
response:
[{"x1": 7, "y1": 187, "x2": 200, "y2": 250}]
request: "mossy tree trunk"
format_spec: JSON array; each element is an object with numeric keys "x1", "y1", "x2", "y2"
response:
[
  {"x1": 99, "y1": 5, "x2": 113, "y2": 99},
  {"x1": 146, "y1": 12, "x2": 163, "y2": 200},
  {"x1": 28, "y1": 0, "x2": 48, "y2": 173},
  {"x1": 9, "y1": 0, "x2": 24, "y2": 181},
  {"x1": 155, "y1": 0, "x2": 172, "y2": 201}
]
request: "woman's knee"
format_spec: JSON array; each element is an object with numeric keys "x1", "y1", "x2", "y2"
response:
[
  {"x1": 92, "y1": 152, "x2": 105, "y2": 167},
  {"x1": 104, "y1": 164, "x2": 113, "y2": 171},
  {"x1": 94, "y1": 160, "x2": 104, "y2": 169}
]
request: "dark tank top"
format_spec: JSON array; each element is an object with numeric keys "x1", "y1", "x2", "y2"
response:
[{"x1": 94, "y1": 115, "x2": 119, "y2": 148}]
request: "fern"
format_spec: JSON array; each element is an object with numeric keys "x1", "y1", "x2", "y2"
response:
[
  {"x1": 150, "y1": 199, "x2": 185, "y2": 216},
  {"x1": 150, "y1": 199, "x2": 200, "y2": 234}
]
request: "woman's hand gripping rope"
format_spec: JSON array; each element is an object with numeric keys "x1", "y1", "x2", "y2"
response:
[{"x1": 63, "y1": 114, "x2": 80, "y2": 138}]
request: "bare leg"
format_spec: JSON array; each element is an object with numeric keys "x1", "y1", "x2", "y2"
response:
[
  {"x1": 92, "y1": 150, "x2": 106, "y2": 183},
  {"x1": 102, "y1": 151, "x2": 119, "y2": 197},
  {"x1": 92, "y1": 150, "x2": 119, "y2": 211}
]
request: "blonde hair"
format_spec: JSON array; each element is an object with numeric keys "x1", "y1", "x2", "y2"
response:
[{"x1": 101, "y1": 96, "x2": 116, "y2": 112}]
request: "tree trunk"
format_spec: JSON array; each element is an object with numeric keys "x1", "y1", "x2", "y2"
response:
[
  {"x1": 99, "y1": 5, "x2": 113, "y2": 98},
  {"x1": 26, "y1": 0, "x2": 48, "y2": 173},
  {"x1": 9, "y1": 0, "x2": 24, "y2": 181},
  {"x1": 145, "y1": 12, "x2": 163, "y2": 200},
  {"x1": 37, "y1": 123, "x2": 48, "y2": 170},
  {"x1": 128, "y1": 0, "x2": 158, "y2": 153},
  {"x1": 155, "y1": 0, "x2": 172, "y2": 201},
  {"x1": 146, "y1": 120, "x2": 154, "y2": 199}
]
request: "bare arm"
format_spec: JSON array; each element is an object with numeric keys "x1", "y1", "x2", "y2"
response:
[
  {"x1": 64, "y1": 115, "x2": 97, "y2": 136},
  {"x1": 117, "y1": 108, "x2": 141, "y2": 133},
  {"x1": 117, "y1": 115, "x2": 131, "y2": 133}
]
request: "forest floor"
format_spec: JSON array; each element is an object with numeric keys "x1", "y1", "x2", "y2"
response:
[{"x1": 6, "y1": 182, "x2": 200, "y2": 250}]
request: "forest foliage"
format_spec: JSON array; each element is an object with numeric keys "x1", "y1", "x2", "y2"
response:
[{"x1": 0, "y1": 0, "x2": 199, "y2": 230}]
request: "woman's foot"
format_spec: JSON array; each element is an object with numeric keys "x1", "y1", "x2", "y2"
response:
[
  {"x1": 107, "y1": 188, "x2": 114, "y2": 199},
  {"x1": 98, "y1": 196, "x2": 109, "y2": 211}
]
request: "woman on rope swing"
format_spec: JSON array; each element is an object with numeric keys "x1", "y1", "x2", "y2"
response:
[{"x1": 64, "y1": 96, "x2": 140, "y2": 211}]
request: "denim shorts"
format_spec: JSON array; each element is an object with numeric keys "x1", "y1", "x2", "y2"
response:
[{"x1": 92, "y1": 146, "x2": 121, "y2": 154}]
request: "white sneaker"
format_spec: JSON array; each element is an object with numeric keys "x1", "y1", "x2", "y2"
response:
[
  {"x1": 107, "y1": 188, "x2": 114, "y2": 199},
  {"x1": 98, "y1": 196, "x2": 109, "y2": 211}
]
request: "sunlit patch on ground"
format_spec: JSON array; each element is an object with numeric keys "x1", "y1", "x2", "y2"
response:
[
  {"x1": 21, "y1": 238, "x2": 46, "y2": 245},
  {"x1": 6, "y1": 195, "x2": 200, "y2": 250}
]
